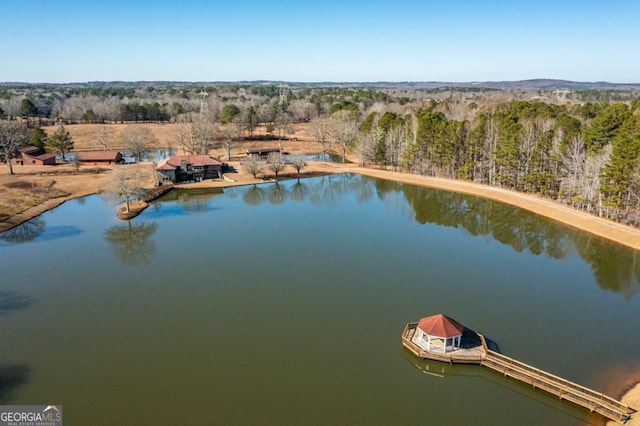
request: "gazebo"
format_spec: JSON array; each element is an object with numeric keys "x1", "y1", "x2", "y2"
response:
[{"x1": 416, "y1": 314, "x2": 464, "y2": 353}]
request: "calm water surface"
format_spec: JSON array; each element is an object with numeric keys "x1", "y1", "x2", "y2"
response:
[{"x1": 1, "y1": 174, "x2": 639, "y2": 425}]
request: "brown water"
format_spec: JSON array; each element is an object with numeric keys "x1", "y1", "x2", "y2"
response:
[{"x1": 1, "y1": 174, "x2": 639, "y2": 425}]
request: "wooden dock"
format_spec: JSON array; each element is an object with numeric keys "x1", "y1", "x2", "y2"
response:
[
  {"x1": 143, "y1": 184, "x2": 174, "y2": 203},
  {"x1": 402, "y1": 322, "x2": 636, "y2": 424}
]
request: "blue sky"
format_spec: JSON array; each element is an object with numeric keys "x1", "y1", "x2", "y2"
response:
[{"x1": 1, "y1": 0, "x2": 638, "y2": 83}]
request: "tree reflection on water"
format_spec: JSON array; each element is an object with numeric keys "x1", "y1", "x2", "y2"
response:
[
  {"x1": 243, "y1": 185, "x2": 266, "y2": 206},
  {"x1": 104, "y1": 221, "x2": 158, "y2": 265},
  {"x1": 228, "y1": 175, "x2": 640, "y2": 298},
  {"x1": 387, "y1": 178, "x2": 640, "y2": 298},
  {"x1": 0, "y1": 218, "x2": 46, "y2": 244},
  {"x1": 289, "y1": 180, "x2": 309, "y2": 203},
  {"x1": 268, "y1": 183, "x2": 286, "y2": 205}
]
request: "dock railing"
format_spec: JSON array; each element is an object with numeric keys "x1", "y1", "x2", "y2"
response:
[
  {"x1": 401, "y1": 323, "x2": 453, "y2": 363},
  {"x1": 481, "y1": 349, "x2": 635, "y2": 423}
]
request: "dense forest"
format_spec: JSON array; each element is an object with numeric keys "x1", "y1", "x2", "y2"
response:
[{"x1": 1, "y1": 81, "x2": 640, "y2": 226}]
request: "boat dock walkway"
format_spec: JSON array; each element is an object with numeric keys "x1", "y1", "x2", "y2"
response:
[{"x1": 402, "y1": 322, "x2": 636, "y2": 424}]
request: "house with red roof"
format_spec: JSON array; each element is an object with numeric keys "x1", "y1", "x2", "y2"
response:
[
  {"x1": 156, "y1": 155, "x2": 223, "y2": 183},
  {"x1": 10, "y1": 146, "x2": 57, "y2": 166}
]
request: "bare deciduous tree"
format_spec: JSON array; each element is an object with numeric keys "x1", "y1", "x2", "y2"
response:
[
  {"x1": 267, "y1": 151, "x2": 286, "y2": 179},
  {"x1": 124, "y1": 127, "x2": 156, "y2": 162},
  {"x1": 559, "y1": 135, "x2": 586, "y2": 202},
  {"x1": 275, "y1": 111, "x2": 294, "y2": 142},
  {"x1": 485, "y1": 112, "x2": 500, "y2": 185},
  {"x1": 71, "y1": 159, "x2": 81, "y2": 173},
  {"x1": 223, "y1": 118, "x2": 242, "y2": 160},
  {"x1": 583, "y1": 145, "x2": 612, "y2": 215},
  {"x1": 106, "y1": 166, "x2": 146, "y2": 213},
  {"x1": 519, "y1": 119, "x2": 538, "y2": 183},
  {"x1": 353, "y1": 129, "x2": 378, "y2": 167},
  {"x1": 0, "y1": 120, "x2": 28, "y2": 174},
  {"x1": 310, "y1": 117, "x2": 332, "y2": 159},
  {"x1": 173, "y1": 123, "x2": 195, "y2": 155},
  {"x1": 242, "y1": 155, "x2": 264, "y2": 179},
  {"x1": 191, "y1": 118, "x2": 218, "y2": 155},
  {"x1": 385, "y1": 124, "x2": 406, "y2": 171},
  {"x1": 329, "y1": 110, "x2": 359, "y2": 163},
  {"x1": 288, "y1": 100, "x2": 317, "y2": 122},
  {"x1": 95, "y1": 126, "x2": 111, "y2": 151},
  {"x1": 290, "y1": 151, "x2": 306, "y2": 176}
]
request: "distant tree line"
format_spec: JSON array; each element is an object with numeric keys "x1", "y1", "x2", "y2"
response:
[{"x1": 1, "y1": 82, "x2": 640, "y2": 226}]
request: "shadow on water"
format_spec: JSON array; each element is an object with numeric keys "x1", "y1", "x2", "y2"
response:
[
  {"x1": 104, "y1": 221, "x2": 158, "y2": 266},
  {"x1": 36, "y1": 226, "x2": 84, "y2": 241},
  {"x1": 484, "y1": 337, "x2": 501, "y2": 353},
  {"x1": 0, "y1": 290, "x2": 33, "y2": 315},
  {"x1": 0, "y1": 365, "x2": 30, "y2": 404},
  {"x1": 401, "y1": 349, "x2": 598, "y2": 425}
]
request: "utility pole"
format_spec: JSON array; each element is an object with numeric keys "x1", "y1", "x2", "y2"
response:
[
  {"x1": 278, "y1": 84, "x2": 289, "y2": 110},
  {"x1": 276, "y1": 84, "x2": 290, "y2": 151},
  {"x1": 199, "y1": 91, "x2": 209, "y2": 114}
]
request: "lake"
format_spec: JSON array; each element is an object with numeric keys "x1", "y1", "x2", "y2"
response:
[{"x1": 1, "y1": 174, "x2": 639, "y2": 425}]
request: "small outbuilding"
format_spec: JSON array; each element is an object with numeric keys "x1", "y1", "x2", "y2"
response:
[
  {"x1": 416, "y1": 314, "x2": 464, "y2": 353},
  {"x1": 246, "y1": 148, "x2": 281, "y2": 159},
  {"x1": 77, "y1": 151, "x2": 125, "y2": 165}
]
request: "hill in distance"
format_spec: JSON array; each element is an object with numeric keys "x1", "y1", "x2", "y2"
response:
[{"x1": 1, "y1": 79, "x2": 639, "y2": 91}]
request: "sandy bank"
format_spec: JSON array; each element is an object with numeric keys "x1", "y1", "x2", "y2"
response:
[{"x1": 607, "y1": 382, "x2": 640, "y2": 425}]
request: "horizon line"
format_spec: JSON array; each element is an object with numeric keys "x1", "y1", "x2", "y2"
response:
[{"x1": 1, "y1": 78, "x2": 640, "y2": 86}]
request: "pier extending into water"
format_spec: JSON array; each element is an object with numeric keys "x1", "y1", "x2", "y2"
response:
[{"x1": 402, "y1": 322, "x2": 636, "y2": 424}]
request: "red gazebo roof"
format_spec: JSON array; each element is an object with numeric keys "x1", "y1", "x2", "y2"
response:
[{"x1": 417, "y1": 314, "x2": 464, "y2": 338}]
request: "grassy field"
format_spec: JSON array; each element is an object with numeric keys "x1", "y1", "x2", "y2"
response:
[{"x1": 42, "y1": 122, "x2": 317, "y2": 160}]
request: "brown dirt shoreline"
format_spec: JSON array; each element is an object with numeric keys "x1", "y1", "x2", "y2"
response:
[{"x1": 1, "y1": 160, "x2": 639, "y2": 420}]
